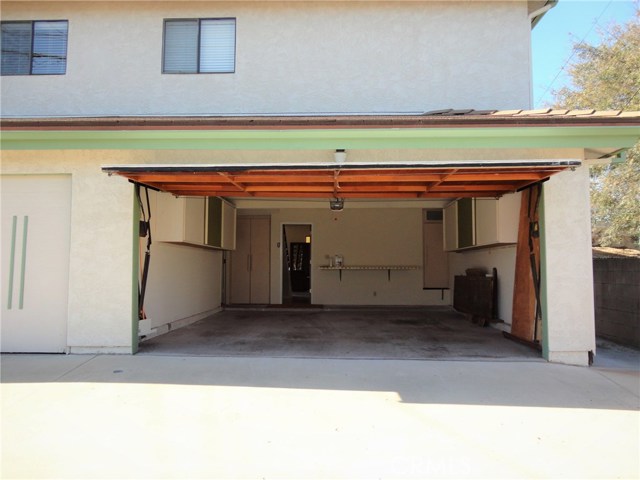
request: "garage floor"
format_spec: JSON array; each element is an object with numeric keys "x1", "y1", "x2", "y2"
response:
[{"x1": 138, "y1": 307, "x2": 541, "y2": 360}]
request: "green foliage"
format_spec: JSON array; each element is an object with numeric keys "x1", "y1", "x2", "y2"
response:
[{"x1": 554, "y1": 7, "x2": 640, "y2": 247}]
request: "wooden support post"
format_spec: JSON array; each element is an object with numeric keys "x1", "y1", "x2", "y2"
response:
[{"x1": 510, "y1": 186, "x2": 541, "y2": 342}]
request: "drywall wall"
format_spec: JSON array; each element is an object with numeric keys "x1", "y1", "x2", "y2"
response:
[
  {"x1": 242, "y1": 207, "x2": 452, "y2": 306},
  {"x1": 142, "y1": 191, "x2": 223, "y2": 332}
]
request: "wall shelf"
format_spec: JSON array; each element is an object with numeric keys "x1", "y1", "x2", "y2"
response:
[{"x1": 319, "y1": 265, "x2": 420, "y2": 281}]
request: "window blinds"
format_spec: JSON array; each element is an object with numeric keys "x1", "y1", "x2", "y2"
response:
[
  {"x1": 199, "y1": 19, "x2": 235, "y2": 73},
  {"x1": 0, "y1": 20, "x2": 67, "y2": 75},
  {"x1": 163, "y1": 20, "x2": 198, "y2": 73},
  {"x1": 163, "y1": 18, "x2": 235, "y2": 74},
  {"x1": 32, "y1": 21, "x2": 68, "y2": 74},
  {"x1": 1, "y1": 22, "x2": 32, "y2": 75}
]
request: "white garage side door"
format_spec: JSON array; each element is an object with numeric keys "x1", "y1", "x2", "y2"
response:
[{"x1": 1, "y1": 175, "x2": 71, "y2": 353}]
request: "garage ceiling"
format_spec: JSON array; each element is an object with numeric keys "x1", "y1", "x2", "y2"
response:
[{"x1": 105, "y1": 163, "x2": 576, "y2": 199}]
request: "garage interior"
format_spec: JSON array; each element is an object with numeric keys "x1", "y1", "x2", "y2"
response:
[{"x1": 101, "y1": 158, "x2": 576, "y2": 361}]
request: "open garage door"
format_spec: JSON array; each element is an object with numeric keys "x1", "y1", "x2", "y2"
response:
[{"x1": 102, "y1": 161, "x2": 576, "y2": 200}]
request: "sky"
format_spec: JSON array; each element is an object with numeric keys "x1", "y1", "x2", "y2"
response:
[{"x1": 532, "y1": 0, "x2": 637, "y2": 107}]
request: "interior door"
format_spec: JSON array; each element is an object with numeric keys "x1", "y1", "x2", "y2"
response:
[
  {"x1": 230, "y1": 217, "x2": 251, "y2": 304},
  {"x1": 423, "y1": 211, "x2": 449, "y2": 289},
  {"x1": 1, "y1": 175, "x2": 71, "y2": 353},
  {"x1": 230, "y1": 216, "x2": 270, "y2": 304},
  {"x1": 249, "y1": 217, "x2": 270, "y2": 304}
]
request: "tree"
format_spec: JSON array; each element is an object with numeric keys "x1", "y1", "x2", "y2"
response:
[{"x1": 553, "y1": 6, "x2": 640, "y2": 248}]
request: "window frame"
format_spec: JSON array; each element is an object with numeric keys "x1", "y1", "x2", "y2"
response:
[
  {"x1": 162, "y1": 17, "x2": 236, "y2": 75},
  {"x1": 0, "y1": 19, "x2": 69, "y2": 76}
]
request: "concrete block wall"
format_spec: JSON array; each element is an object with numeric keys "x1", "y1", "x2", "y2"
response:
[{"x1": 593, "y1": 258, "x2": 640, "y2": 348}]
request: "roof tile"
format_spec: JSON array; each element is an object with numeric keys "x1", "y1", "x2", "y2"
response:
[
  {"x1": 567, "y1": 109, "x2": 596, "y2": 116},
  {"x1": 491, "y1": 110, "x2": 523, "y2": 116},
  {"x1": 517, "y1": 109, "x2": 552, "y2": 115},
  {"x1": 594, "y1": 110, "x2": 622, "y2": 116}
]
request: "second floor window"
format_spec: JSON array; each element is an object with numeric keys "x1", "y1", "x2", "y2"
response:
[
  {"x1": 1, "y1": 20, "x2": 68, "y2": 75},
  {"x1": 163, "y1": 18, "x2": 236, "y2": 74}
]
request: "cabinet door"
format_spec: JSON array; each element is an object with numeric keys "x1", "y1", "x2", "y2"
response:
[
  {"x1": 250, "y1": 217, "x2": 271, "y2": 304},
  {"x1": 183, "y1": 197, "x2": 205, "y2": 244},
  {"x1": 457, "y1": 198, "x2": 475, "y2": 248},
  {"x1": 221, "y1": 201, "x2": 236, "y2": 250},
  {"x1": 230, "y1": 217, "x2": 251, "y2": 304},
  {"x1": 206, "y1": 197, "x2": 223, "y2": 247},
  {"x1": 475, "y1": 199, "x2": 498, "y2": 246},
  {"x1": 156, "y1": 194, "x2": 205, "y2": 245},
  {"x1": 443, "y1": 202, "x2": 458, "y2": 251}
]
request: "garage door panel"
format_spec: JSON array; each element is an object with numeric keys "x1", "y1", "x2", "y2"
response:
[{"x1": 1, "y1": 175, "x2": 71, "y2": 353}]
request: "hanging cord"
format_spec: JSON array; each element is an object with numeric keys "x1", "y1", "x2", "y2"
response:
[
  {"x1": 135, "y1": 184, "x2": 153, "y2": 320},
  {"x1": 528, "y1": 183, "x2": 543, "y2": 342}
]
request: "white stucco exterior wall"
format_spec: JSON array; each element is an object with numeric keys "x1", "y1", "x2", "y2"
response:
[
  {"x1": 1, "y1": 1, "x2": 532, "y2": 116},
  {"x1": 1, "y1": 151, "x2": 136, "y2": 353},
  {"x1": 540, "y1": 166, "x2": 596, "y2": 366}
]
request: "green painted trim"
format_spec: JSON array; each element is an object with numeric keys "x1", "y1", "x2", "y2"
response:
[
  {"x1": 7, "y1": 216, "x2": 17, "y2": 309},
  {"x1": 1, "y1": 126, "x2": 639, "y2": 151},
  {"x1": 19, "y1": 216, "x2": 28, "y2": 309},
  {"x1": 131, "y1": 194, "x2": 140, "y2": 354},
  {"x1": 539, "y1": 188, "x2": 550, "y2": 361}
]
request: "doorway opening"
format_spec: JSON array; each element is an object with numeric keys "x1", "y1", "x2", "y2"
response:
[{"x1": 282, "y1": 224, "x2": 312, "y2": 305}]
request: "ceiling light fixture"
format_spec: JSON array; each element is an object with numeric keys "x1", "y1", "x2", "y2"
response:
[{"x1": 329, "y1": 198, "x2": 344, "y2": 211}]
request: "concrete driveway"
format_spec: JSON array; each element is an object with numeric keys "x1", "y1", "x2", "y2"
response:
[{"x1": 1, "y1": 345, "x2": 638, "y2": 479}]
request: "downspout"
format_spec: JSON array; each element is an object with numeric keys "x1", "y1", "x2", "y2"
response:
[{"x1": 529, "y1": 0, "x2": 558, "y2": 29}]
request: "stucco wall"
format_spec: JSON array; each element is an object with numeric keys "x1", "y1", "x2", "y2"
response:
[
  {"x1": 540, "y1": 166, "x2": 596, "y2": 366},
  {"x1": 1, "y1": 151, "x2": 136, "y2": 353},
  {"x1": 1, "y1": 1, "x2": 532, "y2": 116}
]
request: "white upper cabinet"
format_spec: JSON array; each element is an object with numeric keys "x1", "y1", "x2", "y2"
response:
[
  {"x1": 156, "y1": 193, "x2": 236, "y2": 250},
  {"x1": 444, "y1": 194, "x2": 520, "y2": 251}
]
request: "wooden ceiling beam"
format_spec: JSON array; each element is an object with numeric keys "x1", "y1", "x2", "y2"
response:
[
  {"x1": 231, "y1": 173, "x2": 334, "y2": 183},
  {"x1": 448, "y1": 172, "x2": 546, "y2": 181},
  {"x1": 430, "y1": 184, "x2": 516, "y2": 192},
  {"x1": 152, "y1": 183, "x2": 243, "y2": 191},
  {"x1": 245, "y1": 185, "x2": 336, "y2": 193},
  {"x1": 337, "y1": 173, "x2": 443, "y2": 182},
  {"x1": 170, "y1": 191, "x2": 254, "y2": 197},
  {"x1": 337, "y1": 185, "x2": 428, "y2": 192},
  {"x1": 218, "y1": 172, "x2": 248, "y2": 191},
  {"x1": 125, "y1": 173, "x2": 231, "y2": 183}
]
